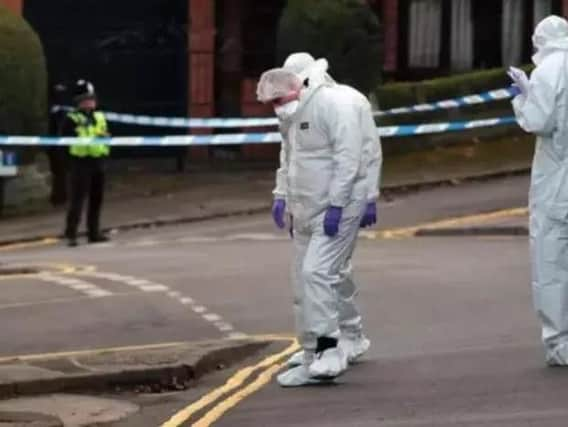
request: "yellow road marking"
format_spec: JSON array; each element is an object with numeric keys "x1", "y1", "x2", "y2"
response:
[
  {"x1": 0, "y1": 341, "x2": 188, "y2": 364},
  {"x1": 0, "y1": 334, "x2": 293, "y2": 365},
  {"x1": 160, "y1": 339, "x2": 299, "y2": 427},
  {"x1": 49, "y1": 262, "x2": 96, "y2": 274},
  {"x1": 193, "y1": 362, "x2": 286, "y2": 427},
  {"x1": 0, "y1": 262, "x2": 95, "y2": 282},
  {"x1": 0, "y1": 237, "x2": 59, "y2": 252},
  {"x1": 368, "y1": 207, "x2": 528, "y2": 240},
  {"x1": 246, "y1": 333, "x2": 295, "y2": 342}
]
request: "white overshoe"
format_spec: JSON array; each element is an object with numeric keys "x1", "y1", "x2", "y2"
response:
[
  {"x1": 277, "y1": 365, "x2": 333, "y2": 387},
  {"x1": 287, "y1": 336, "x2": 371, "y2": 369},
  {"x1": 340, "y1": 335, "x2": 370, "y2": 363},
  {"x1": 308, "y1": 347, "x2": 348, "y2": 379},
  {"x1": 286, "y1": 350, "x2": 305, "y2": 368}
]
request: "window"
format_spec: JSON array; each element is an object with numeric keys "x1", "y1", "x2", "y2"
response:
[{"x1": 407, "y1": 0, "x2": 442, "y2": 68}]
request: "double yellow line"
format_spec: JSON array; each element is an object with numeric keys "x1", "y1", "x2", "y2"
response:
[
  {"x1": 161, "y1": 337, "x2": 300, "y2": 427},
  {"x1": 364, "y1": 207, "x2": 528, "y2": 240}
]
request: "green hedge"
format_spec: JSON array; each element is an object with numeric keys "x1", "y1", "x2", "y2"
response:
[
  {"x1": 277, "y1": 0, "x2": 382, "y2": 95},
  {"x1": 0, "y1": 5, "x2": 47, "y2": 163},
  {"x1": 376, "y1": 65, "x2": 533, "y2": 110}
]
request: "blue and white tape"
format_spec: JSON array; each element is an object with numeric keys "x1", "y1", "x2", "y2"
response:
[
  {"x1": 52, "y1": 87, "x2": 516, "y2": 129},
  {"x1": 0, "y1": 116, "x2": 517, "y2": 147},
  {"x1": 374, "y1": 88, "x2": 514, "y2": 117}
]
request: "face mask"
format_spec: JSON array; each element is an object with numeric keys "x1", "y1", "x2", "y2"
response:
[{"x1": 274, "y1": 100, "x2": 299, "y2": 121}]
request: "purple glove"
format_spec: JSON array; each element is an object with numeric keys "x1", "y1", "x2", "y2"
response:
[
  {"x1": 509, "y1": 84, "x2": 522, "y2": 97},
  {"x1": 324, "y1": 206, "x2": 343, "y2": 237},
  {"x1": 360, "y1": 202, "x2": 377, "y2": 228},
  {"x1": 272, "y1": 199, "x2": 286, "y2": 229}
]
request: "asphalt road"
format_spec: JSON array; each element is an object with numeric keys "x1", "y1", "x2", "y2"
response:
[{"x1": 2, "y1": 173, "x2": 554, "y2": 427}]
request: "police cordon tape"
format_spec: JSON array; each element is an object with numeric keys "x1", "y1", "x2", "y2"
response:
[
  {"x1": 51, "y1": 87, "x2": 516, "y2": 129},
  {"x1": 0, "y1": 117, "x2": 518, "y2": 146}
]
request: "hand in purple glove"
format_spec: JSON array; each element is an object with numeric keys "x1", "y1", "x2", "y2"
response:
[
  {"x1": 360, "y1": 202, "x2": 377, "y2": 228},
  {"x1": 324, "y1": 206, "x2": 343, "y2": 237},
  {"x1": 509, "y1": 84, "x2": 522, "y2": 97},
  {"x1": 272, "y1": 199, "x2": 286, "y2": 229}
]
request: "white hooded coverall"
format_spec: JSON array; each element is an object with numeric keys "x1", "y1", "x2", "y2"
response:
[
  {"x1": 270, "y1": 66, "x2": 376, "y2": 353},
  {"x1": 512, "y1": 15, "x2": 568, "y2": 365}
]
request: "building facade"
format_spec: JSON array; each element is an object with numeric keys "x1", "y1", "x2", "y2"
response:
[{"x1": 2, "y1": 0, "x2": 568, "y2": 161}]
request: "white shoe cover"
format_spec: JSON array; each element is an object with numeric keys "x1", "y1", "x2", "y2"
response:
[
  {"x1": 286, "y1": 350, "x2": 305, "y2": 368},
  {"x1": 287, "y1": 336, "x2": 370, "y2": 369},
  {"x1": 308, "y1": 347, "x2": 348, "y2": 379},
  {"x1": 277, "y1": 365, "x2": 332, "y2": 387},
  {"x1": 340, "y1": 335, "x2": 370, "y2": 363}
]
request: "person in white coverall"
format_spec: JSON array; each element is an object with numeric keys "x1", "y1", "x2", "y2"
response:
[
  {"x1": 257, "y1": 59, "x2": 380, "y2": 386},
  {"x1": 276, "y1": 53, "x2": 382, "y2": 372},
  {"x1": 509, "y1": 15, "x2": 568, "y2": 365}
]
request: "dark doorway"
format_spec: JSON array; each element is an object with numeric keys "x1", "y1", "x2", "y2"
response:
[
  {"x1": 24, "y1": 0, "x2": 188, "y2": 145},
  {"x1": 472, "y1": 0, "x2": 503, "y2": 69}
]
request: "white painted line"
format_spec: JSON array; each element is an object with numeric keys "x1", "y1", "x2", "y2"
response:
[
  {"x1": 139, "y1": 284, "x2": 169, "y2": 292},
  {"x1": 69, "y1": 283, "x2": 96, "y2": 291},
  {"x1": 125, "y1": 279, "x2": 153, "y2": 286},
  {"x1": 39, "y1": 274, "x2": 114, "y2": 299},
  {"x1": 203, "y1": 313, "x2": 222, "y2": 322},
  {"x1": 66, "y1": 270, "x2": 242, "y2": 339},
  {"x1": 86, "y1": 289, "x2": 114, "y2": 298},
  {"x1": 214, "y1": 322, "x2": 234, "y2": 332},
  {"x1": 227, "y1": 332, "x2": 248, "y2": 340}
]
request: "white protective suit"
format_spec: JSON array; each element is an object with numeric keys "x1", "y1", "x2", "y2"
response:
[
  {"x1": 260, "y1": 64, "x2": 373, "y2": 362},
  {"x1": 511, "y1": 15, "x2": 568, "y2": 365},
  {"x1": 278, "y1": 54, "x2": 381, "y2": 366}
]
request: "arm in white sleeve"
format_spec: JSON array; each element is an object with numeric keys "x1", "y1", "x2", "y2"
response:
[
  {"x1": 512, "y1": 61, "x2": 559, "y2": 136},
  {"x1": 362, "y1": 107, "x2": 382, "y2": 202},
  {"x1": 272, "y1": 129, "x2": 289, "y2": 200},
  {"x1": 326, "y1": 100, "x2": 364, "y2": 208}
]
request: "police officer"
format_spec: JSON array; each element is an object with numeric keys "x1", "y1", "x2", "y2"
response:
[{"x1": 60, "y1": 80, "x2": 110, "y2": 247}]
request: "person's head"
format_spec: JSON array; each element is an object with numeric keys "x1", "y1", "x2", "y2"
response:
[
  {"x1": 256, "y1": 68, "x2": 303, "y2": 120},
  {"x1": 283, "y1": 52, "x2": 316, "y2": 76},
  {"x1": 283, "y1": 52, "x2": 334, "y2": 86},
  {"x1": 73, "y1": 79, "x2": 97, "y2": 111},
  {"x1": 532, "y1": 15, "x2": 568, "y2": 64}
]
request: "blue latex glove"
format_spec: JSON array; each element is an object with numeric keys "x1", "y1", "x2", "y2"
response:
[
  {"x1": 272, "y1": 199, "x2": 286, "y2": 229},
  {"x1": 360, "y1": 202, "x2": 377, "y2": 228},
  {"x1": 509, "y1": 84, "x2": 522, "y2": 97},
  {"x1": 324, "y1": 206, "x2": 343, "y2": 237}
]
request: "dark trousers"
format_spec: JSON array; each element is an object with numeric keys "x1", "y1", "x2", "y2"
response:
[{"x1": 65, "y1": 157, "x2": 105, "y2": 240}]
